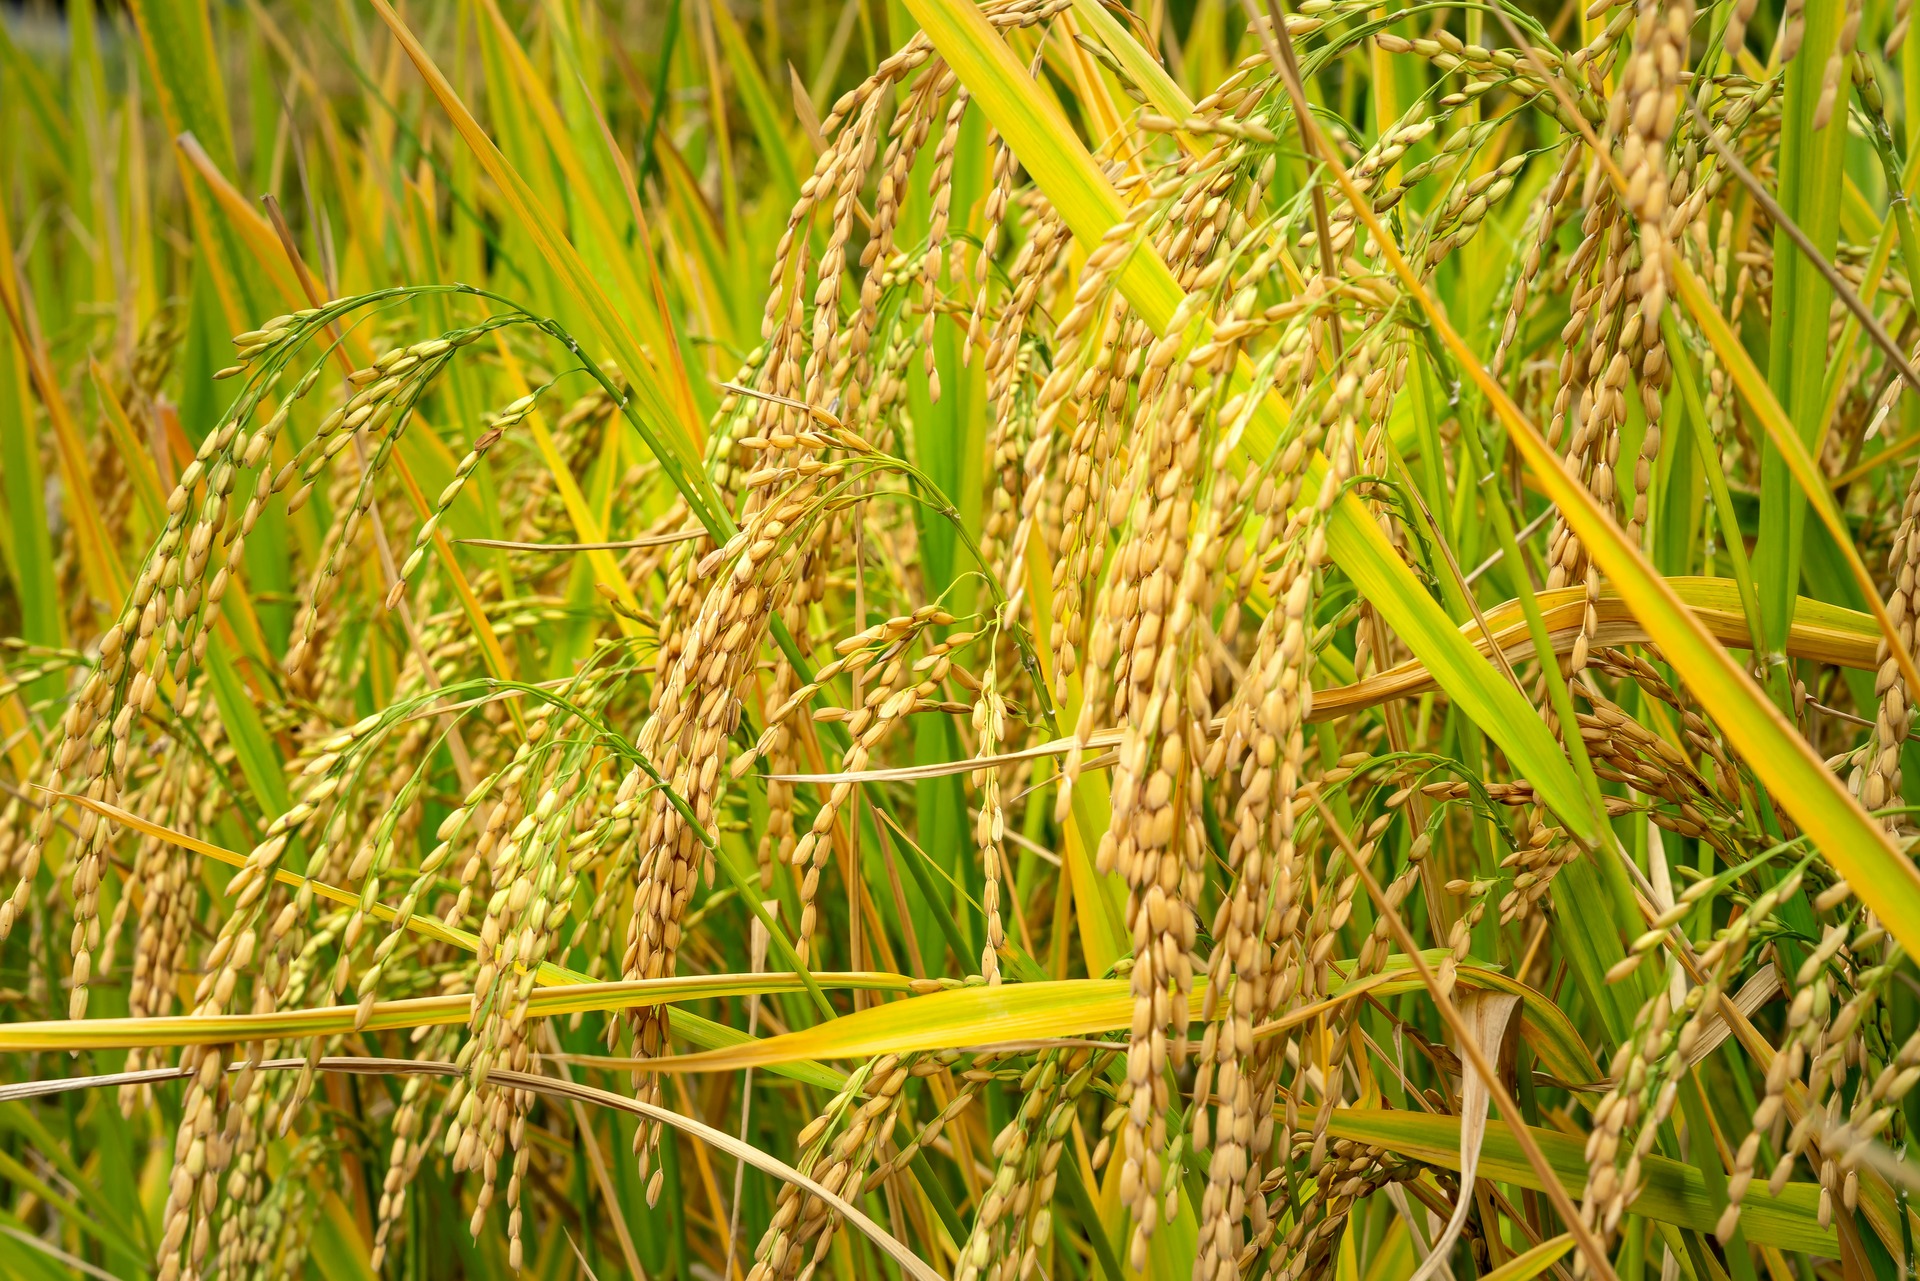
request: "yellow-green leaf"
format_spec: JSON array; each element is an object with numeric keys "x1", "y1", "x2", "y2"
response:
[{"x1": 1328, "y1": 1109, "x2": 1834, "y2": 1255}]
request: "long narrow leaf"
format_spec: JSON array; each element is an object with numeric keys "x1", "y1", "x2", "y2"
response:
[{"x1": 1328, "y1": 1109, "x2": 1834, "y2": 1255}]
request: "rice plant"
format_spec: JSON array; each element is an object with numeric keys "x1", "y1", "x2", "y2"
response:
[{"x1": 8, "y1": 0, "x2": 1920, "y2": 1278}]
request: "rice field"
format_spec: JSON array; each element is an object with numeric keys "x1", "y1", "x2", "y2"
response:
[{"x1": 5, "y1": 0, "x2": 1920, "y2": 1278}]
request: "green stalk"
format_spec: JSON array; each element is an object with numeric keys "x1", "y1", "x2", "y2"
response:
[
  {"x1": 1443, "y1": 344, "x2": 1643, "y2": 1041},
  {"x1": 1439, "y1": 344, "x2": 1607, "y2": 830},
  {"x1": 1661, "y1": 312, "x2": 1763, "y2": 658},
  {"x1": 1753, "y1": 2, "x2": 1851, "y2": 666}
]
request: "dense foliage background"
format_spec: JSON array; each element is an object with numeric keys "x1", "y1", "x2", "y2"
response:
[{"x1": 6, "y1": 2, "x2": 1920, "y2": 1280}]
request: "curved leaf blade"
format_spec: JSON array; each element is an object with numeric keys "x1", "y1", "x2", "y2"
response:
[{"x1": 1328, "y1": 1109, "x2": 1834, "y2": 1255}]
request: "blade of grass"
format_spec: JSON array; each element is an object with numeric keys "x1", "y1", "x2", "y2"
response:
[
  {"x1": 0, "y1": 1103, "x2": 151, "y2": 1262},
  {"x1": 127, "y1": 0, "x2": 275, "y2": 327},
  {"x1": 0, "y1": 1152, "x2": 138, "y2": 1276},
  {"x1": 173, "y1": 133, "x2": 307, "y2": 310},
  {"x1": 0, "y1": 277, "x2": 62, "y2": 708},
  {"x1": 1016, "y1": 518, "x2": 1129, "y2": 973},
  {"x1": 0, "y1": 187, "x2": 130, "y2": 606},
  {"x1": 706, "y1": 0, "x2": 802, "y2": 209},
  {"x1": 0, "y1": 18, "x2": 72, "y2": 156},
  {"x1": 1327, "y1": 1110, "x2": 1833, "y2": 1255},
  {"x1": 1690, "y1": 100, "x2": 1920, "y2": 434},
  {"x1": 201, "y1": 643, "x2": 289, "y2": 817},
  {"x1": 1660, "y1": 314, "x2": 1765, "y2": 657},
  {"x1": 88, "y1": 361, "x2": 168, "y2": 528},
  {"x1": 1753, "y1": 1, "x2": 1850, "y2": 662}
]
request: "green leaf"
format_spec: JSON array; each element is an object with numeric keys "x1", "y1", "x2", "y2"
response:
[
  {"x1": 202, "y1": 642, "x2": 289, "y2": 819},
  {"x1": 706, "y1": 0, "x2": 802, "y2": 209},
  {"x1": 0, "y1": 298, "x2": 60, "y2": 712},
  {"x1": 0, "y1": 1103, "x2": 151, "y2": 1264},
  {"x1": 0, "y1": 18, "x2": 72, "y2": 157},
  {"x1": 1327, "y1": 1108, "x2": 1834, "y2": 1255},
  {"x1": 1755, "y1": 0, "x2": 1851, "y2": 658},
  {"x1": 307, "y1": 1193, "x2": 378, "y2": 1281},
  {"x1": 127, "y1": 0, "x2": 236, "y2": 170},
  {"x1": 0, "y1": 1214, "x2": 88, "y2": 1281}
]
